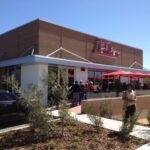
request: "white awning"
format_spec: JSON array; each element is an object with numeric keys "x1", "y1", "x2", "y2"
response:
[{"x1": 0, "y1": 55, "x2": 150, "y2": 74}]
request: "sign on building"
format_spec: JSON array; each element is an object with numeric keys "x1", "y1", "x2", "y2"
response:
[{"x1": 93, "y1": 39, "x2": 120, "y2": 58}]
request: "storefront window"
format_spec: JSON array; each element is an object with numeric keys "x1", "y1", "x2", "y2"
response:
[
  {"x1": 88, "y1": 69, "x2": 114, "y2": 92},
  {"x1": 48, "y1": 65, "x2": 68, "y2": 84},
  {"x1": 68, "y1": 68, "x2": 74, "y2": 86},
  {"x1": 59, "y1": 67, "x2": 68, "y2": 85},
  {"x1": 88, "y1": 71, "x2": 95, "y2": 82},
  {"x1": 48, "y1": 65, "x2": 58, "y2": 76},
  {"x1": 0, "y1": 65, "x2": 21, "y2": 91},
  {"x1": 88, "y1": 70, "x2": 104, "y2": 82}
]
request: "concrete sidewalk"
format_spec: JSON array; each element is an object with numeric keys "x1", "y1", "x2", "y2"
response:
[
  {"x1": 136, "y1": 143, "x2": 150, "y2": 150},
  {"x1": 0, "y1": 124, "x2": 29, "y2": 134}
]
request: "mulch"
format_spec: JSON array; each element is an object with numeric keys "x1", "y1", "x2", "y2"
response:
[{"x1": 0, "y1": 122, "x2": 147, "y2": 150}]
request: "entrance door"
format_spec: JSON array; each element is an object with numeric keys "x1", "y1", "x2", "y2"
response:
[
  {"x1": 68, "y1": 68, "x2": 75, "y2": 86},
  {"x1": 48, "y1": 65, "x2": 74, "y2": 86},
  {"x1": 58, "y1": 66, "x2": 68, "y2": 85}
]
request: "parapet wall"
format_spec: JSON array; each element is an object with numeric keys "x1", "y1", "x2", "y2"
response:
[{"x1": 81, "y1": 95, "x2": 150, "y2": 117}]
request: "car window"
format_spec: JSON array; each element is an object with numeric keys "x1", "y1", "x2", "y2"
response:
[{"x1": 0, "y1": 92, "x2": 17, "y2": 101}]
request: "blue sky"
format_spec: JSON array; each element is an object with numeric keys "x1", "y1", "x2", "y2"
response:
[{"x1": 1, "y1": 0, "x2": 150, "y2": 69}]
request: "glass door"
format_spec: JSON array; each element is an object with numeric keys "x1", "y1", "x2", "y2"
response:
[
  {"x1": 68, "y1": 68, "x2": 75, "y2": 86},
  {"x1": 58, "y1": 66, "x2": 68, "y2": 85}
]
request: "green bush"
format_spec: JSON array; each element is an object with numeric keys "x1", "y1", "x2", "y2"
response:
[
  {"x1": 120, "y1": 113, "x2": 139, "y2": 139},
  {"x1": 99, "y1": 102, "x2": 113, "y2": 118},
  {"x1": 59, "y1": 101, "x2": 77, "y2": 136},
  {"x1": 68, "y1": 142, "x2": 79, "y2": 150},
  {"x1": 20, "y1": 84, "x2": 55, "y2": 137},
  {"x1": 89, "y1": 142, "x2": 97, "y2": 149},
  {"x1": 86, "y1": 106, "x2": 103, "y2": 133},
  {"x1": 31, "y1": 144, "x2": 37, "y2": 150},
  {"x1": 107, "y1": 138, "x2": 116, "y2": 149},
  {"x1": 48, "y1": 140, "x2": 56, "y2": 150},
  {"x1": 43, "y1": 70, "x2": 68, "y2": 108},
  {"x1": 4, "y1": 77, "x2": 55, "y2": 137}
]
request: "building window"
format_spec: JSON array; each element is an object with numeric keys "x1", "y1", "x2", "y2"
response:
[
  {"x1": 68, "y1": 68, "x2": 74, "y2": 86},
  {"x1": 48, "y1": 65, "x2": 58, "y2": 77},
  {"x1": 88, "y1": 70, "x2": 105, "y2": 83},
  {"x1": 0, "y1": 65, "x2": 21, "y2": 91}
]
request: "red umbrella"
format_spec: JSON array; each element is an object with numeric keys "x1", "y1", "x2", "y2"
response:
[
  {"x1": 103, "y1": 70, "x2": 133, "y2": 77},
  {"x1": 144, "y1": 73, "x2": 150, "y2": 78},
  {"x1": 131, "y1": 72, "x2": 146, "y2": 78},
  {"x1": 95, "y1": 76, "x2": 116, "y2": 80},
  {"x1": 132, "y1": 72, "x2": 150, "y2": 78}
]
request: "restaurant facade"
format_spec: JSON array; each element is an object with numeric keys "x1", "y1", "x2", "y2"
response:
[{"x1": 0, "y1": 19, "x2": 149, "y2": 105}]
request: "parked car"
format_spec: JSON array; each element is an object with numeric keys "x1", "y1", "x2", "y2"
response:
[{"x1": 0, "y1": 90, "x2": 20, "y2": 114}]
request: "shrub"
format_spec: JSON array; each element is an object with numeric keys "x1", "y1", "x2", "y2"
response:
[
  {"x1": 89, "y1": 142, "x2": 97, "y2": 149},
  {"x1": 99, "y1": 102, "x2": 113, "y2": 118},
  {"x1": 86, "y1": 106, "x2": 103, "y2": 133},
  {"x1": 43, "y1": 70, "x2": 68, "y2": 108},
  {"x1": 120, "y1": 113, "x2": 139, "y2": 139},
  {"x1": 48, "y1": 140, "x2": 56, "y2": 150},
  {"x1": 73, "y1": 136, "x2": 80, "y2": 143},
  {"x1": 107, "y1": 138, "x2": 116, "y2": 149},
  {"x1": 59, "y1": 101, "x2": 77, "y2": 136},
  {"x1": 68, "y1": 142, "x2": 79, "y2": 149},
  {"x1": 4, "y1": 77, "x2": 55, "y2": 137},
  {"x1": 16, "y1": 84, "x2": 55, "y2": 137},
  {"x1": 31, "y1": 144, "x2": 37, "y2": 150},
  {"x1": 43, "y1": 70, "x2": 75, "y2": 137}
]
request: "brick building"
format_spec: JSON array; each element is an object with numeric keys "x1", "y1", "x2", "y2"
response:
[{"x1": 0, "y1": 19, "x2": 149, "y2": 105}]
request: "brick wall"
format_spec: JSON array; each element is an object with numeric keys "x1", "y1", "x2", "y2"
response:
[
  {"x1": 38, "y1": 20, "x2": 143, "y2": 68},
  {"x1": 0, "y1": 20, "x2": 39, "y2": 61},
  {"x1": 81, "y1": 95, "x2": 150, "y2": 116}
]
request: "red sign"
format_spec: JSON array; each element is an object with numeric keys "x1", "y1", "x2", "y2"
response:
[{"x1": 93, "y1": 40, "x2": 120, "y2": 58}]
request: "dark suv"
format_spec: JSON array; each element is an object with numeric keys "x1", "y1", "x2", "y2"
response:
[{"x1": 0, "y1": 90, "x2": 19, "y2": 113}]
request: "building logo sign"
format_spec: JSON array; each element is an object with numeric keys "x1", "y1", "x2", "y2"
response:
[{"x1": 93, "y1": 39, "x2": 120, "y2": 58}]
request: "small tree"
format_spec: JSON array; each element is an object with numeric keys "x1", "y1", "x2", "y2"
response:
[
  {"x1": 24, "y1": 84, "x2": 54, "y2": 136},
  {"x1": 43, "y1": 70, "x2": 68, "y2": 108},
  {"x1": 120, "y1": 113, "x2": 139, "y2": 139},
  {"x1": 86, "y1": 106, "x2": 103, "y2": 133},
  {"x1": 5, "y1": 77, "x2": 55, "y2": 137},
  {"x1": 99, "y1": 102, "x2": 113, "y2": 118},
  {"x1": 59, "y1": 101, "x2": 77, "y2": 136},
  {"x1": 42, "y1": 72, "x2": 58, "y2": 107},
  {"x1": 57, "y1": 75, "x2": 76, "y2": 136},
  {"x1": 43, "y1": 69, "x2": 76, "y2": 137}
]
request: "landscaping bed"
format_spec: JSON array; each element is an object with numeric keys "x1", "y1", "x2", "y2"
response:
[{"x1": 0, "y1": 122, "x2": 147, "y2": 150}]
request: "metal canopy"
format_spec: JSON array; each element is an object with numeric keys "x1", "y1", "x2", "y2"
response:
[{"x1": 0, "y1": 55, "x2": 150, "y2": 74}]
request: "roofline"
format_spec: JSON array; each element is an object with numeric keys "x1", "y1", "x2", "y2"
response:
[
  {"x1": 0, "y1": 55, "x2": 149, "y2": 73},
  {"x1": 0, "y1": 18, "x2": 39, "y2": 36},
  {"x1": 0, "y1": 19, "x2": 142, "y2": 51}
]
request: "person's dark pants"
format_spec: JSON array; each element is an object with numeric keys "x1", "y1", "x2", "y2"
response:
[
  {"x1": 72, "y1": 92, "x2": 79, "y2": 106},
  {"x1": 79, "y1": 92, "x2": 84, "y2": 104},
  {"x1": 84, "y1": 92, "x2": 87, "y2": 100},
  {"x1": 124, "y1": 104, "x2": 136, "y2": 123}
]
